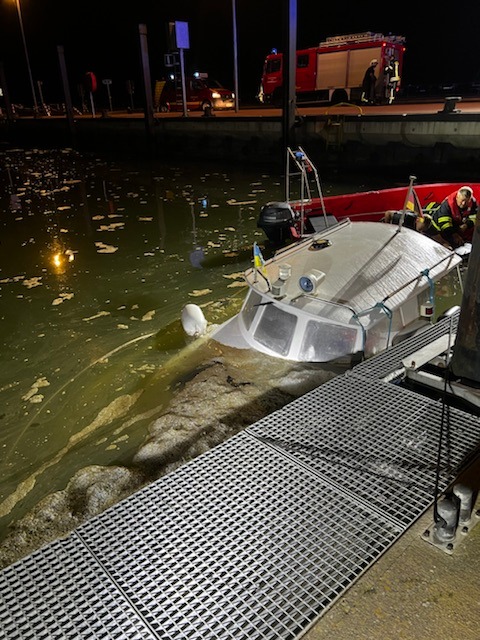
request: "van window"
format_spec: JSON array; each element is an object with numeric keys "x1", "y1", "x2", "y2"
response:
[
  {"x1": 266, "y1": 58, "x2": 281, "y2": 74},
  {"x1": 204, "y1": 79, "x2": 223, "y2": 89}
]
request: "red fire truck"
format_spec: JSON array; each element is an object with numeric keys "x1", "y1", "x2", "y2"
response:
[{"x1": 258, "y1": 32, "x2": 406, "y2": 105}]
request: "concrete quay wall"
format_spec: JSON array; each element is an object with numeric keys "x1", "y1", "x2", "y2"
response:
[{"x1": 2, "y1": 112, "x2": 480, "y2": 169}]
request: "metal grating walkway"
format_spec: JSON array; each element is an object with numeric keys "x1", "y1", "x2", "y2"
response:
[
  {"x1": 1, "y1": 311, "x2": 479, "y2": 640},
  {"x1": 350, "y1": 311, "x2": 459, "y2": 381}
]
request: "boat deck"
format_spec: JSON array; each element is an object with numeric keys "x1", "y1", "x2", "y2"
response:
[{"x1": 1, "y1": 312, "x2": 480, "y2": 640}]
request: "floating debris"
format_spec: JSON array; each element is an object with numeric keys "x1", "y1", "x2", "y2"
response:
[
  {"x1": 97, "y1": 223, "x2": 125, "y2": 232},
  {"x1": 226, "y1": 199, "x2": 257, "y2": 205},
  {"x1": 23, "y1": 277, "x2": 42, "y2": 289},
  {"x1": 82, "y1": 311, "x2": 111, "y2": 322},
  {"x1": 52, "y1": 293, "x2": 74, "y2": 306},
  {"x1": 189, "y1": 289, "x2": 213, "y2": 297},
  {"x1": 94, "y1": 242, "x2": 118, "y2": 254},
  {"x1": 22, "y1": 377, "x2": 50, "y2": 403}
]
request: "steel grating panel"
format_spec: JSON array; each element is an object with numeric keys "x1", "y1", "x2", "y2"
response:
[
  {"x1": 247, "y1": 374, "x2": 480, "y2": 529},
  {"x1": 0, "y1": 535, "x2": 154, "y2": 640},
  {"x1": 73, "y1": 432, "x2": 401, "y2": 640},
  {"x1": 351, "y1": 312, "x2": 459, "y2": 381},
  {"x1": 0, "y1": 432, "x2": 400, "y2": 640}
]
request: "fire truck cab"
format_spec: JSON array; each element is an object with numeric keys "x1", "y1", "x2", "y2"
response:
[{"x1": 258, "y1": 32, "x2": 405, "y2": 105}]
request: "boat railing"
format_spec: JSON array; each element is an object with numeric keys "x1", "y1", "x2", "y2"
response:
[
  {"x1": 290, "y1": 250, "x2": 460, "y2": 353},
  {"x1": 380, "y1": 251, "x2": 462, "y2": 305},
  {"x1": 353, "y1": 252, "x2": 461, "y2": 351},
  {"x1": 285, "y1": 146, "x2": 330, "y2": 235}
]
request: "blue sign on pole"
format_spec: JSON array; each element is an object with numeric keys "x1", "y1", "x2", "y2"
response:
[{"x1": 175, "y1": 21, "x2": 190, "y2": 50}]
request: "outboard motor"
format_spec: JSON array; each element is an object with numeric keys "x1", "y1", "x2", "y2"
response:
[{"x1": 257, "y1": 201, "x2": 296, "y2": 246}]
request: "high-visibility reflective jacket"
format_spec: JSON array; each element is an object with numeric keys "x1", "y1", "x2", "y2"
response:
[{"x1": 430, "y1": 191, "x2": 477, "y2": 241}]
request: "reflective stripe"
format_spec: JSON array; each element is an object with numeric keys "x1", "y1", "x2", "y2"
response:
[{"x1": 437, "y1": 215, "x2": 453, "y2": 230}]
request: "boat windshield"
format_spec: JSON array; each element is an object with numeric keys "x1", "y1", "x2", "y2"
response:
[
  {"x1": 291, "y1": 295, "x2": 356, "y2": 324},
  {"x1": 254, "y1": 303, "x2": 298, "y2": 356},
  {"x1": 242, "y1": 290, "x2": 264, "y2": 330},
  {"x1": 240, "y1": 290, "x2": 298, "y2": 356},
  {"x1": 299, "y1": 319, "x2": 358, "y2": 361}
]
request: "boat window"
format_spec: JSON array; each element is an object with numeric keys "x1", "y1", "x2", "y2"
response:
[
  {"x1": 299, "y1": 320, "x2": 358, "y2": 361},
  {"x1": 241, "y1": 290, "x2": 263, "y2": 331},
  {"x1": 254, "y1": 304, "x2": 297, "y2": 356}
]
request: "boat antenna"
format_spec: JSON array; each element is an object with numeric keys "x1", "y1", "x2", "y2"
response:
[{"x1": 398, "y1": 175, "x2": 417, "y2": 230}]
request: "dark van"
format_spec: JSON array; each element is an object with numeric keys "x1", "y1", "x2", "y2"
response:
[{"x1": 158, "y1": 77, "x2": 235, "y2": 113}]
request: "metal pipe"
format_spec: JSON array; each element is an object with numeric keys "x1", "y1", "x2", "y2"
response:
[
  {"x1": 232, "y1": 0, "x2": 239, "y2": 112},
  {"x1": 14, "y1": 0, "x2": 38, "y2": 113}
]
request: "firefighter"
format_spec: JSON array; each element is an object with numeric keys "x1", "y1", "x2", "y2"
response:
[
  {"x1": 361, "y1": 59, "x2": 378, "y2": 104},
  {"x1": 424, "y1": 186, "x2": 478, "y2": 249},
  {"x1": 384, "y1": 56, "x2": 400, "y2": 104}
]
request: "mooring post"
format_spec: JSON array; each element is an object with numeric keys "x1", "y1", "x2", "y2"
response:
[{"x1": 450, "y1": 209, "x2": 480, "y2": 381}]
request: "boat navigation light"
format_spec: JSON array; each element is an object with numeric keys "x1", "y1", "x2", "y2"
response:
[
  {"x1": 278, "y1": 264, "x2": 292, "y2": 281},
  {"x1": 420, "y1": 302, "x2": 434, "y2": 318},
  {"x1": 299, "y1": 269, "x2": 325, "y2": 294},
  {"x1": 272, "y1": 264, "x2": 293, "y2": 298}
]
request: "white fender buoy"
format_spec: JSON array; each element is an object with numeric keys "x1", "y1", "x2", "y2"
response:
[{"x1": 181, "y1": 304, "x2": 207, "y2": 337}]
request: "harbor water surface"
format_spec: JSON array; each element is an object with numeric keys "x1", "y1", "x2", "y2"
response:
[{"x1": 0, "y1": 148, "x2": 466, "y2": 557}]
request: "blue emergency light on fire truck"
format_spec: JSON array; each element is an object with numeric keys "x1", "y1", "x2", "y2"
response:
[{"x1": 257, "y1": 31, "x2": 405, "y2": 105}]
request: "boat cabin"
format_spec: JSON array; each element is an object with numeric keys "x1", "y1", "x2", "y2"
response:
[{"x1": 212, "y1": 220, "x2": 463, "y2": 363}]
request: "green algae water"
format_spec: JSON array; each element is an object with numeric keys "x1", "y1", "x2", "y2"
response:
[{"x1": 0, "y1": 147, "x2": 467, "y2": 548}]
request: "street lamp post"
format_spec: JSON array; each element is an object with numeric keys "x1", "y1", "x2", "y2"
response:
[
  {"x1": 13, "y1": 0, "x2": 38, "y2": 113},
  {"x1": 232, "y1": 0, "x2": 239, "y2": 112}
]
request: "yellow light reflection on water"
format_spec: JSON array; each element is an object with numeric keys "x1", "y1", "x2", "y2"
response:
[{"x1": 52, "y1": 253, "x2": 62, "y2": 268}]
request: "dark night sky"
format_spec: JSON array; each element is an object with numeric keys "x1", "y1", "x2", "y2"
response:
[{"x1": 1, "y1": 0, "x2": 479, "y2": 108}]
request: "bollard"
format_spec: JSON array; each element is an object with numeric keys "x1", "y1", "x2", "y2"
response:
[
  {"x1": 453, "y1": 484, "x2": 473, "y2": 525},
  {"x1": 433, "y1": 495, "x2": 459, "y2": 544},
  {"x1": 439, "y1": 96, "x2": 462, "y2": 114}
]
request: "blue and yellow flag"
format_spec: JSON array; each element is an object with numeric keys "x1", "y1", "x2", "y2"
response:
[
  {"x1": 399, "y1": 183, "x2": 422, "y2": 228},
  {"x1": 404, "y1": 187, "x2": 422, "y2": 215},
  {"x1": 253, "y1": 242, "x2": 266, "y2": 275}
]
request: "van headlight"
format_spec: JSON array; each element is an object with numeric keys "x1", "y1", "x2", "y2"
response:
[{"x1": 212, "y1": 92, "x2": 221, "y2": 99}]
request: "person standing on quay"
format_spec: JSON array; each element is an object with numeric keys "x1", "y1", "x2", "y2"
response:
[{"x1": 361, "y1": 59, "x2": 378, "y2": 104}]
